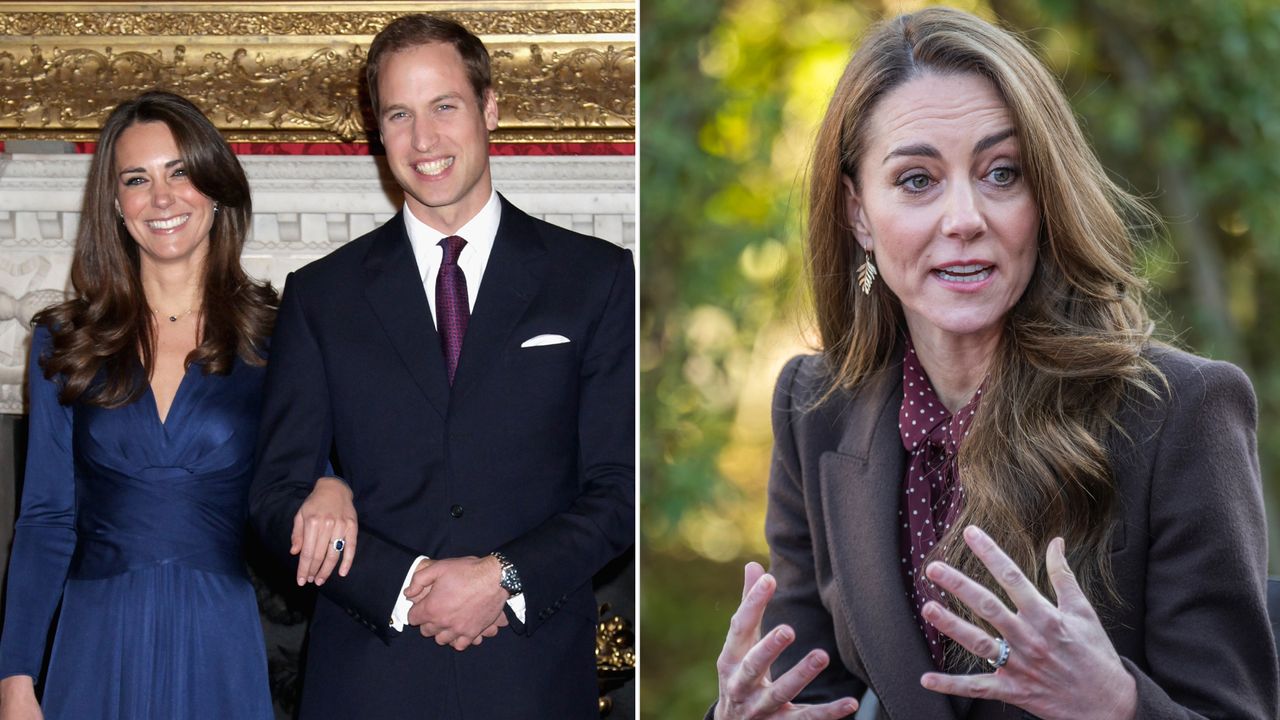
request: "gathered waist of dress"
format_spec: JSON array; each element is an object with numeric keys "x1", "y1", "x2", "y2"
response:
[
  {"x1": 69, "y1": 532, "x2": 248, "y2": 579},
  {"x1": 70, "y1": 466, "x2": 251, "y2": 579}
]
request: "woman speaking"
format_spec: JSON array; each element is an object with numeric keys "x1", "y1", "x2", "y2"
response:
[{"x1": 711, "y1": 7, "x2": 1278, "y2": 720}]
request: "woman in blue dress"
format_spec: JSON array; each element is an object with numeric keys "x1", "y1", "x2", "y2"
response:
[{"x1": 0, "y1": 91, "x2": 354, "y2": 719}]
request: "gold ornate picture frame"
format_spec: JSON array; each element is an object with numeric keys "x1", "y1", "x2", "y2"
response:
[{"x1": 0, "y1": 1, "x2": 635, "y2": 144}]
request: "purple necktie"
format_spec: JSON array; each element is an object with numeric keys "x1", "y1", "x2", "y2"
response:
[{"x1": 436, "y1": 235, "x2": 469, "y2": 385}]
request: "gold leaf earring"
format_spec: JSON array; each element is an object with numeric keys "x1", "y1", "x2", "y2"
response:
[{"x1": 857, "y1": 249, "x2": 877, "y2": 295}]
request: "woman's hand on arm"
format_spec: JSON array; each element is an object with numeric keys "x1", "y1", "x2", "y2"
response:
[
  {"x1": 714, "y1": 562, "x2": 859, "y2": 720},
  {"x1": 0, "y1": 675, "x2": 42, "y2": 720},
  {"x1": 920, "y1": 525, "x2": 1136, "y2": 720},
  {"x1": 290, "y1": 476, "x2": 358, "y2": 586}
]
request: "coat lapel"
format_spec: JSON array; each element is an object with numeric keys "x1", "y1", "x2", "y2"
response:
[
  {"x1": 449, "y1": 195, "x2": 546, "y2": 402},
  {"x1": 361, "y1": 214, "x2": 451, "y2": 419},
  {"x1": 820, "y1": 359, "x2": 962, "y2": 720}
]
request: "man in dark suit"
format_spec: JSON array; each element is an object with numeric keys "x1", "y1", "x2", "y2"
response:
[{"x1": 250, "y1": 15, "x2": 634, "y2": 719}]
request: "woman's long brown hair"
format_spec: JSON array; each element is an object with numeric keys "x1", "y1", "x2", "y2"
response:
[
  {"x1": 805, "y1": 8, "x2": 1163, "y2": 666},
  {"x1": 35, "y1": 90, "x2": 276, "y2": 406}
]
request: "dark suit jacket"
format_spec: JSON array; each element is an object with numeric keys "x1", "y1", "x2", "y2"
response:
[
  {"x1": 762, "y1": 345, "x2": 1277, "y2": 719},
  {"x1": 250, "y1": 196, "x2": 634, "y2": 719}
]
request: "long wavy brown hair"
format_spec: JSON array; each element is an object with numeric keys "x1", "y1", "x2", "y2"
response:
[
  {"x1": 806, "y1": 8, "x2": 1162, "y2": 663},
  {"x1": 35, "y1": 91, "x2": 276, "y2": 406}
]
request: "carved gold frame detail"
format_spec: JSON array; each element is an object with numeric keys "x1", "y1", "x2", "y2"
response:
[{"x1": 0, "y1": 2, "x2": 635, "y2": 143}]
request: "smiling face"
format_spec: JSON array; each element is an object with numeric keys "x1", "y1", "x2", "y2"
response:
[
  {"x1": 844, "y1": 71, "x2": 1040, "y2": 351},
  {"x1": 114, "y1": 120, "x2": 215, "y2": 269},
  {"x1": 377, "y1": 42, "x2": 499, "y2": 233}
]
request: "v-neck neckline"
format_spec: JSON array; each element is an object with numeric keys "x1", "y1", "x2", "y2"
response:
[{"x1": 148, "y1": 363, "x2": 195, "y2": 429}]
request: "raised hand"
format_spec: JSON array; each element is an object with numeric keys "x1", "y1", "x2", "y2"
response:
[
  {"x1": 405, "y1": 556, "x2": 508, "y2": 651},
  {"x1": 290, "y1": 476, "x2": 358, "y2": 586},
  {"x1": 714, "y1": 562, "x2": 859, "y2": 720},
  {"x1": 920, "y1": 526, "x2": 1137, "y2": 720}
]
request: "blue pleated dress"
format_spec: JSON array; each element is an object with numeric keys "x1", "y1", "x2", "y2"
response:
[{"x1": 0, "y1": 325, "x2": 273, "y2": 719}]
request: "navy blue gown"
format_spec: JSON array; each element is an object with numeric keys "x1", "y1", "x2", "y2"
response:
[{"x1": 0, "y1": 325, "x2": 273, "y2": 719}]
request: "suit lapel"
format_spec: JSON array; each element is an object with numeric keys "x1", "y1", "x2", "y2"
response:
[
  {"x1": 361, "y1": 214, "x2": 451, "y2": 419},
  {"x1": 450, "y1": 196, "x2": 547, "y2": 401},
  {"x1": 820, "y1": 360, "x2": 961, "y2": 720}
]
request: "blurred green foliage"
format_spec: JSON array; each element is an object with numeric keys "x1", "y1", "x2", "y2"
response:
[{"x1": 640, "y1": 0, "x2": 1280, "y2": 716}]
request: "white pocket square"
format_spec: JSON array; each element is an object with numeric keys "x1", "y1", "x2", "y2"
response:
[{"x1": 521, "y1": 334, "x2": 571, "y2": 348}]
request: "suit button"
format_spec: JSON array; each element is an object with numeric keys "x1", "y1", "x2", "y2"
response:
[{"x1": 450, "y1": 504, "x2": 464, "y2": 518}]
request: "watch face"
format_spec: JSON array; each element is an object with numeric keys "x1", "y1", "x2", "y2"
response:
[{"x1": 500, "y1": 565, "x2": 521, "y2": 595}]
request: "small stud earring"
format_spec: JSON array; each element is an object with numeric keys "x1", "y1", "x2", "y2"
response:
[{"x1": 857, "y1": 249, "x2": 877, "y2": 295}]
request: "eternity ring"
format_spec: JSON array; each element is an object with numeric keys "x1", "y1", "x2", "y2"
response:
[
  {"x1": 332, "y1": 538, "x2": 346, "y2": 553},
  {"x1": 987, "y1": 637, "x2": 1011, "y2": 669}
]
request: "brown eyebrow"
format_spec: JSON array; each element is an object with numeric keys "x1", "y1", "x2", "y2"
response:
[
  {"x1": 883, "y1": 144, "x2": 940, "y2": 164},
  {"x1": 882, "y1": 128, "x2": 1018, "y2": 164},
  {"x1": 974, "y1": 128, "x2": 1017, "y2": 154},
  {"x1": 380, "y1": 102, "x2": 409, "y2": 117},
  {"x1": 381, "y1": 92, "x2": 466, "y2": 116},
  {"x1": 117, "y1": 159, "x2": 184, "y2": 177}
]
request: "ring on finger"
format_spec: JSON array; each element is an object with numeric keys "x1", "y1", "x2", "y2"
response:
[
  {"x1": 331, "y1": 537, "x2": 346, "y2": 552},
  {"x1": 987, "y1": 637, "x2": 1011, "y2": 669}
]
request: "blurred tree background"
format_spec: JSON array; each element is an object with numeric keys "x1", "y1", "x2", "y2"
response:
[{"x1": 639, "y1": 0, "x2": 1280, "y2": 716}]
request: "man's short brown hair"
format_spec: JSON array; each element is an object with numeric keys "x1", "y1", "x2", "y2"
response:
[{"x1": 366, "y1": 14, "x2": 492, "y2": 119}]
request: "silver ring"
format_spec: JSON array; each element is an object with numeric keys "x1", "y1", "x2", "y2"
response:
[
  {"x1": 331, "y1": 538, "x2": 346, "y2": 553},
  {"x1": 987, "y1": 637, "x2": 1011, "y2": 669}
]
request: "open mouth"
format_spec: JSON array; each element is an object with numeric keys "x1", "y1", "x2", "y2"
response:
[
  {"x1": 934, "y1": 263, "x2": 993, "y2": 283},
  {"x1": 414, "y1": 157, "x2": 454, "y2": 176},
  {"x1": 145, "y1": 214, "x2": 190, "y2": 230}
]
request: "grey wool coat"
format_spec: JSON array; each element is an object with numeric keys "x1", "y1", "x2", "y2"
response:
[{"x1": 758, "y1": 344, "x2": 1278, "y2": 720}]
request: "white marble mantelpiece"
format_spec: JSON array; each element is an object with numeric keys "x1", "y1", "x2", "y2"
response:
[{"x1": 0, "y1": 152, "x2": 635, "y2": 414}]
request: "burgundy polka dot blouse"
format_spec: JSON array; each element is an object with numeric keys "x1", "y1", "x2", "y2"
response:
[{"x1": 897, "y1": 339, "x2": 982, "y2": 670}]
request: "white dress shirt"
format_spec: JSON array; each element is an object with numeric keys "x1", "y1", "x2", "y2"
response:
[
  {"x1": 405, "y1": 189, "x2": 500, "y2": 324},
  {"x1": 389, "y1": 190, "x2": 527, "y2": 630}
]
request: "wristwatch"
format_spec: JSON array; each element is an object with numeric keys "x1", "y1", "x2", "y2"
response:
[{"x1": 491, "y1": 551, "x2": 522, "y2": 596}]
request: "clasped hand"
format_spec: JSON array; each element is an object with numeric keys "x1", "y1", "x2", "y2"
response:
[
  {"x1": 406, "y1": 556, "x2": 509, "y2": 651},
  {"x1": 291, "y1": 482, "x2": 506, "y2": 651}
]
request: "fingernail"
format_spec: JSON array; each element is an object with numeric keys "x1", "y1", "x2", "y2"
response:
[
  {"x1": 316, "y1": 578, "x2": 325, "y2": 586},
  {"x1": 752, "y1": 576, "x2": 774, "y2": 598},
  {"x1": 809, "y1": 654, "x2": 826, "y2": 669},
  {"x1": 776, "y1": 626, "x2": 794, "y2": 643}
]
